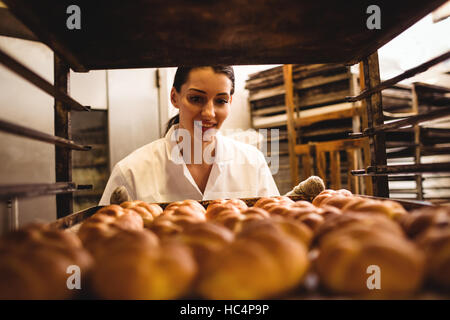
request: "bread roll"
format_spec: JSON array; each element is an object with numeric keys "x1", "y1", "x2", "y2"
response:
[
  {"x1": 0, "y1": 224, "x2": 93, "y2": 299},
  {"x1": 206, "y1": 202, "x2": 241, "y2": 220},
  {"x1": 342, "y1": 198, "x2": 407, "y2": 220},
  {"x1": 312, "y1": 189, "x2": 353, "y2": 207},
  {"x1": 416, "y1": 227, "x2": 450, "y2": 290},
  {"x1": 400, "y1": 206, "x2": 450, "y2": 239},
  {"x1": 296, "y1": 213, "x2": 324, "y2": 232},
  {"x1": 164, "y1": 200, "x2": 206, "y2": 221},
  {"x1": 254, "y1": 196, "x2": 294, "y2": 211},
  {"x1": 211, "y1": 209, "x2": 243, "y2": 232},
  {"x1": 78, "y1": 208, "x2": 144, "y2": 252},
  {"x1": 316, "y1": 223, "x2": 425, "y2": 297},
  {"x1": 174, "y1": 222, "x2": 234, "y2": 270},
  {"x1": 120, "y1": 201, "x2": 162, "y2": 227},
  {"x1": 314, "y1": 213, "x2": 404, "y2": 247},
  {"x1": 197, "y1": 219, "x2": 310, "y2": 299},
  {"x1": 91, "y1": 236, "x2": 197, "y2": 299}
]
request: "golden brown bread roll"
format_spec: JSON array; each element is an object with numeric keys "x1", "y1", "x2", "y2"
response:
[
  {"x1": 77, "y1": 206, "x2": 144, "y2": 253},
  {"x1": 148, "y1": 217, "x2": 184, "y2": 238},
  {"x1": 173, "y1": 222, "x2": 234, "y2": 270},
  {"x1": 415, "y1": 226, "x2": 450, "y2": 290},
  {"x1": 314, "y1": 212, "x2": 405, "y2": 247},
  {"x1": 318, "y1": 195, "x2": 354, "y2": 209},
  {"x1": 206, "y1": 199, "x2": 248, "y2": 216},
  {"x1": 0, "y1": 224, "x2": 93, "y2": 299},
  {"x1": 342, "y1": 197, "x2": 407, "y2": 220},
  {"x1": 197, "y1": 219, "x2": 310, "y2": 299},
  {"x1": 312, "y1": 189, "x2": 353, "y2": 207},
  {"x1": 90, "y1": 235, "x2": 197, "y2": 299},
  {"x1": 316, "y1": 205, "x2": 342, "y2": 220},
  {"x1": 240, "y1": 207, "x2": 270, "y2": 220},
  {"x1": 316, "y1": 223, "x2": 425, "y2": 297},
  {"x1": 254, "y1": 196, "x2": 294, "y2": 211},
  {"x1": 296, "y1": 213, "x2": 324, "y2": 232},
  {"x1": 205, "y1": 202, "x2": 241, "y2": 220},
  {"x1": 164, "y1": 200, "x2": 206, "y2": 221},
  {"x1": 400, "y1": 206, "x2": 450, "y2": 239},
  {"x1": 211, "y1": 209, "x2": 243, "y2": 232},
  {"x1": 120, "y1": 201, "x2": 163, "y2": 227}
]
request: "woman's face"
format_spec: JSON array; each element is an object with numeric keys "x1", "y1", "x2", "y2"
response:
[{"x1": 170, "y1": 67, "x2": 233, "y2": 140}]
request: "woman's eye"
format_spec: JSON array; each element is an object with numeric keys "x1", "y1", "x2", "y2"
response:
[
  {"x1": 216, "y1": 99, "x2": 228, "y2": 105},
  {"x1": 189, "y1": 96, "x2": 203, "y2": 103}
]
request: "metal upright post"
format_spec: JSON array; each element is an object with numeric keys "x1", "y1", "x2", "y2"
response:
[{"x1": 54, "y1": 54, "x2": 73, "y2": 218}]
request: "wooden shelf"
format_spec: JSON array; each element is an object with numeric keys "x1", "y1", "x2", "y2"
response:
[{"x1": 3, "y1": 0, "x2": 446, "y2": 71}]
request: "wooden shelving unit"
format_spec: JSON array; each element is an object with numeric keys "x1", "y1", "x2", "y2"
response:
[{"x1": 1, "y1": 0, "x2": 447, "y2": 214}]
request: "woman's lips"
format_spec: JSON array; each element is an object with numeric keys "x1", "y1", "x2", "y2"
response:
[{"x1": 202, "y1": 124, "x2": 216, "y2": 133}]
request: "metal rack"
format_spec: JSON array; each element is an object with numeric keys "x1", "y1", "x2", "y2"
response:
[
  {"x1": 1, "y1": 0, "x2": 447, "y2": 218},
  {"x1": 348, "y1": 51, "x2": 450, "y2": 201},
  {"x1": 0, "y1": 13, "x2": 92, "y2": 225}
]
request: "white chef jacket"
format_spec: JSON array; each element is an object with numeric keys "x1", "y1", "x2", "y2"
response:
[{"x1": 99, "y1": 125, "x2": 280, "y2": 205}]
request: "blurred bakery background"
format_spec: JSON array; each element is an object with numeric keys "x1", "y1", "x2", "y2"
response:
[{"x1": 0, "y1": 0, "x2": 449, "y2": 234}]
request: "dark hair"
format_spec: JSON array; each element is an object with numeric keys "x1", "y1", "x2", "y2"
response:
[{"x1": 165, "y1": 66, "x2": 235, "y2": 134}]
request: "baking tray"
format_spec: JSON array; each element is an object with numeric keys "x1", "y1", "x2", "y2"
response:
[{"x1": 50, "y1": 195, "x2": 434, "y2": 230}]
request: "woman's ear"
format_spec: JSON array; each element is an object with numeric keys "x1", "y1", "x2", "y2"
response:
[
  {"x1": 229, "y1": 95, "x2": 233, "y2": 105},
  {"x1": 170, "y1": 87, "x2": 180, "y2": 109}
]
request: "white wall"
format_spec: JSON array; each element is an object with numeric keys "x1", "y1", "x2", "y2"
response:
[
  {"x1": 107, "y1": 68, "x2": 160, "y2": 170},
  {"x1": 0, "y1": 36, "x2": 56, "y2": 233},
  {"x1": 0, "y1": 35, "x2": 180, "y2": 235}
]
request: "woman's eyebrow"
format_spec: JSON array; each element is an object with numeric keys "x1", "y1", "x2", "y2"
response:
[
  {"x1": 216, "y1": 92, "x2": 229, "y2": 96},
  {"x1": 188, "y1": 88, "x2": 207, "y2": 94}
]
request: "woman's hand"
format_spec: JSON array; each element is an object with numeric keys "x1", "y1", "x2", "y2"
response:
[
  {"x1": 284, "y1": 176, "x2": 325, "y2": 201},
  {"x1": 110, "y1": 186, "x2": 131, "y2": 205}
]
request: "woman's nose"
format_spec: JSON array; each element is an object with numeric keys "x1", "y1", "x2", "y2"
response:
[{"x1": 202, "y1": 100, "x2": 215, "y2": 118}]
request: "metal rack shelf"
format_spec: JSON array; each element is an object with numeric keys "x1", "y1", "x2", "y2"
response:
[
  {"x1": 0, "y1": 118, "x2": 91, "y2": 151},
  {"x1": 0, "y1": 182, "x2": 92, "y2": 199},
  {"x1": 351, "y1": 162, "x2": 450, "y2": 176},
  {"x1": 0, "y1": 48, "x2": 90, "y2": 112}
]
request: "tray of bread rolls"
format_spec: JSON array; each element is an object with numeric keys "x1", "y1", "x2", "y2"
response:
[{"x1": 1, "y1": 190, "x2": 449, "y2": 300}]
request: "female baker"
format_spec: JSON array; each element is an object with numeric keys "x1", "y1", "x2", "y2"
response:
[{"x1": 99, "y1": 66, "x2": 282, "y2": 205}]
